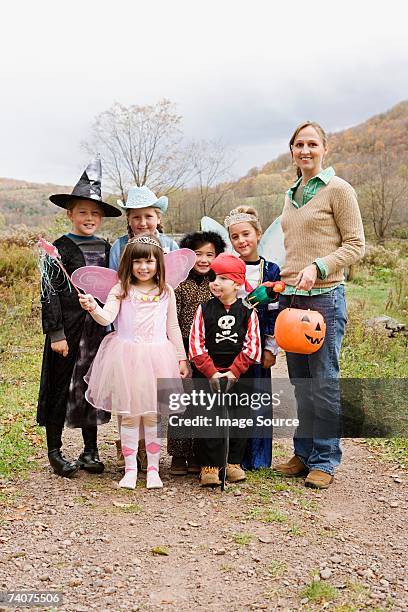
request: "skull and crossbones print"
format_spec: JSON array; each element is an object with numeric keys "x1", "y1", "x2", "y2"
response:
[{"x1": 215, "y1": 314, "x2": 238, "y2": 343}]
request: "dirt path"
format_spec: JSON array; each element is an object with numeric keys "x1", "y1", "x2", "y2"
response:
[{"x1": 1, "y1": 355, "x2": 407, "y2": 611}]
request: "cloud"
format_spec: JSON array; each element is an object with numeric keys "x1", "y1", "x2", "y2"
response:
[{"x1": 0, "y1": 0, "x2": 407, "y2": 183}]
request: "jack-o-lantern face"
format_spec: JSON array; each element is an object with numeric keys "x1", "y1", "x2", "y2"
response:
[{"x1": 275, "y1": 308, "x2": 326, "y2": 354}]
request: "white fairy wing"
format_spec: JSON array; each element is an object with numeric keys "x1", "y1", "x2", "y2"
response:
[
  {"x1": 200, "y1": 216, "x2": 233, "y2": 252},
  {"x1": 164, "y1": 248, "x2": 197, "y2": 288},
  {"x1": 258, "y1": 216, "x2": 286, "y2": 268},
  {"x1": 71, "y1": 266, "x2": 119, "y2": 303}
]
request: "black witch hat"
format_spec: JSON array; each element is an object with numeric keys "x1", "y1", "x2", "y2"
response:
[{"x1": 49, "y1": 157, "x2": 121, "y2": 218}]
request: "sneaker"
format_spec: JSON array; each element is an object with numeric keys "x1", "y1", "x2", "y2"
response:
[
  {"x1": 226, "y1": 463, "x2": 246, "y2": 482},
  {"x1": 115, "y1": 439, "x2": 125, "y2": 470},
  {"x1": 274, "y1": 455, "x2": 308, "y2": 476},
  {"x1": 305, "y1": 470, "x2": 334, "y2": 489},
  {"x1": 137, "y1": 439, "x2": 148, "y2": 473},
  {"x1": 200, "y1": 466, "x2": 221, "y2": 487},
  {"x1": 170, "y1": 456, "x2": 188, "y2": 475}
]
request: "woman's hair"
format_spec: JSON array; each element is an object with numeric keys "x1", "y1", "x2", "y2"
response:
[
  {"x1": 180, "y1": 231, "x2": 226, "y2": 255},
  {"x1": 289, "y1": 121, "x2": 328, "y2": 178},
  {"x1": 227, "y1": 206, "x2": 262, "y2": 235},
  {"x1": 118, "y1": 236, "x2": 166, "y2": 298},
  {"x1": 126, "y1": 208, "x2": 163, "y2": 239}
]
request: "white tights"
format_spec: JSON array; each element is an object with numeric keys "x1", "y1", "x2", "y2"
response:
[{"x1": 119, "y1": 414, "x2": 162, "y2": 490}]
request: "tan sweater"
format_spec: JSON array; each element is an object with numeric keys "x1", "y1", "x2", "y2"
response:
[{"x1": 280, "y1": 176, "x2": 365, "y2": 287}]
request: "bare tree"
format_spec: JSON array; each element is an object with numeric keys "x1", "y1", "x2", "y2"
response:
[
  {"x1": 189, "y1": 139, "x2": 235, "y2": 217},
  {"x1": 360, "y1": 145, "x2": 408, "y2": 244},
  {"x1": 83, "y1": 99, "x2": 191, "y2": 200}
]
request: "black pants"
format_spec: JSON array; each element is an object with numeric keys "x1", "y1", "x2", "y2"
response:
[{"x1": 197, "y1": 370, "x2": 253, "y2": 469}]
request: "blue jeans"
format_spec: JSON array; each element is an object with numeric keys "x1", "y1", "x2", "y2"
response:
[{"x1": 279, "y1": 285, "x2": 347, "y2": 475}]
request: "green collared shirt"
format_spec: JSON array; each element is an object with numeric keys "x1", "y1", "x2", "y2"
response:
[
  {"x1": 287, "y1": 166, "x2": 335, "y2": 209},
  {"x1": 283, "y1": 166, "x2": 341, "y2": 295}
]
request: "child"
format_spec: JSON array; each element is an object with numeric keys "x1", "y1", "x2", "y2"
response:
[
  {"x1": 167, "y1": 231, "x2": 226, "y2": 476},
  {"x1": 109, "y1": 185, "x2": 179, "y2": 471},
  {"x1": 79, "y1": 236, "x2": 189, "y2": 490},
  {"x1": 225, "y1": 206, "x2": 281, "y2": 469},
  {"x1": 109, "y1": 185, "x2": 178, "y2": 270},
  {"x1": 189, "y1": 253, "x2": 262, "y2": 486},
  {"x1": 37, "y1": 158, "x2": 122, "y2": 478}
]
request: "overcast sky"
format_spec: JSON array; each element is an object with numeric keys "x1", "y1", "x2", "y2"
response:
[{"x1": 1, "y1": 0, "x2": 407, "y2": 186}]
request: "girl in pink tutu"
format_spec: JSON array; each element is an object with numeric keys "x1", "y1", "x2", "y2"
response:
[{"x1": 79, "y1": 236, "x2": 189, "y2": 490}]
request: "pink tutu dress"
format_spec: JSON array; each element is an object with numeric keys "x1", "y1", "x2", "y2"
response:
[{"x1": 84, "y1": 283, "x2": 186, "y2": 417}]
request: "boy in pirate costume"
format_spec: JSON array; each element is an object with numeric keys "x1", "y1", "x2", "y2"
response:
[
  {"x1": 37, "y1": 158, "x2": 121, "y2": 477},
  {"x1": 189, "y1": 253, "x2": 262, "y2": 486}
]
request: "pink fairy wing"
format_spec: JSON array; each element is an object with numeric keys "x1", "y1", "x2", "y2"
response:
[
  {"x1": 37, "y1": 238, "x2": 60, "y2": 260},
  {"x1": 71, "y1": 266, "x2": 118, "y2": 303},
  {"x1": 164, "y1": 249, "x2": 197, "y2": 288}
]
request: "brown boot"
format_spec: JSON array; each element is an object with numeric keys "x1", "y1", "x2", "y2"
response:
[
  {"x1": 115, "y1": 439, "x2": 125, "y2": 470},
  {"x1": 200, "y1": 466, "x2": 221, "y2": 487},
  {"x1": 137, "y1": 439, "x2": 147, "y2": 473},
  {"x1": 274, "y1": 455, "x2": 308, "y2": 476},
  {"x1": 305, "y1": 470, "x2": 334, "y2": 489},
  {"x1": 226, "y1": 463, "x2": 246, "y2": 483}
]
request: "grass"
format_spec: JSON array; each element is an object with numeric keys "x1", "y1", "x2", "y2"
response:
[
  {"x1": 232, "y1": 532, "x2": 252, "y2": 545},
  {"x1": 0, "y1": 277, "x2": 44, "y2": 478},
  {"x1": 246, "y1": 505, "x2": 288, "y2": 523},
  {"x1": 268, "y1": 560, "x2": 287, "y2": 578},
  {"x1": 300, "y1": 580, "x2": 339, "y2": 604}
]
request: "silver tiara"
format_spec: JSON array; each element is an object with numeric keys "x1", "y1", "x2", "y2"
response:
[
  {"x1": 224, "y1": 212, "x2": 258, "y2": 229},
  {"x1": 128, "y1": 236, "x2": 163, "y2": 250}
]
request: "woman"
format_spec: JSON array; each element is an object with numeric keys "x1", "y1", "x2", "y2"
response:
[{"x1": 275, "y1": 121, "x2": 365, "y2": 489}]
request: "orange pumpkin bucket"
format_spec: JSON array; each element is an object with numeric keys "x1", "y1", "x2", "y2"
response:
[{"x1": 275, "y1": 306, "x2": 326, "y2": 354}]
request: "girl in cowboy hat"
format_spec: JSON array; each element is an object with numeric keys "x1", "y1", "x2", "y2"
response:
[{"x1": 109, "y1": 186, "x2": 178, "y2": 271}]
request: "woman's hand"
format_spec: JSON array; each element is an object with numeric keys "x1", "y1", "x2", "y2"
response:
[
  {"x1": 261, "y1": 349, "x2": 276, "y2": 369},
  {"x1": 78, "y1": 293, "x2": 97, "y2": 312},
  {"x1": 295, "y1": 264, "x2": 318, "y2": 291},
  {"x1": 179, "y1": 360, "x2": 190, "y2": 378},
  {"x1": 51, "y1": 339, "x2": 69, "y2": 357}
]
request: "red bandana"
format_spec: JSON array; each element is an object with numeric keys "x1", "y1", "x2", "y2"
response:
[{"x1": 210, "y1": 253, "x2": 253, "y2": 292}]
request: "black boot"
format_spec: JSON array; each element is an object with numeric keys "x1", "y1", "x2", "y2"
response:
[
  {"x1": 46, "y1": 422, "x2": 79, "y2": 478},
  {"x1": 78, "y1": 426, "x2": 105, "y2": 474}
]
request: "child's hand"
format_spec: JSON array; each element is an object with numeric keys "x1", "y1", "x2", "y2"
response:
[
  {"x1": 262, "y1": 349, "x2": 276, "y2": 369},
  {"x1": 51, "y1": 339, "x2": 69, "y2": 357},
  {"x1": 79, "y1": 293, "x2": 97, "y2": 312},
  {"x1": 179, "y1": 360, "x2": 190, "y2": 378},
  {"x1": 209, "y1": 372, "x2": 224, "y2": 392},
  {"x1": 210, "y1": 371, "x2": 237, "y2": 392}
]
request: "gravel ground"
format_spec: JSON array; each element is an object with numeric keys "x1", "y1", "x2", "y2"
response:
[{"x1": 1, "y1": 355, "x2": 407, "y2": 611}]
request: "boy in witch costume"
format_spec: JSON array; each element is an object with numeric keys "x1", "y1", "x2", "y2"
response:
[{"x1": 37, "y1": 158, "x2": 121, "y2": 477}]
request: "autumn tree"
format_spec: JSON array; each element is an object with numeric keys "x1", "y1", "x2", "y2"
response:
[
  {"x1": 188, "y1": 139, "x2": 235, "y2": 217},
  {"x1": 359, "y1": 143, "x2": 408, "y2": 244},
  {"x1": 83, "y1": 99, "x2": 191, "y2": 201}
]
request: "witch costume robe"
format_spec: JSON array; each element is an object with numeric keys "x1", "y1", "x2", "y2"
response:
[{"x1": 37, "y1": 235, "x2": 111, "y2": 429}]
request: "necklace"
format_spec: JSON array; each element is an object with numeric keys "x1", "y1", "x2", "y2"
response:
[{"x1": 132, "y1": 285, "x2": 160, "y2": 302}]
